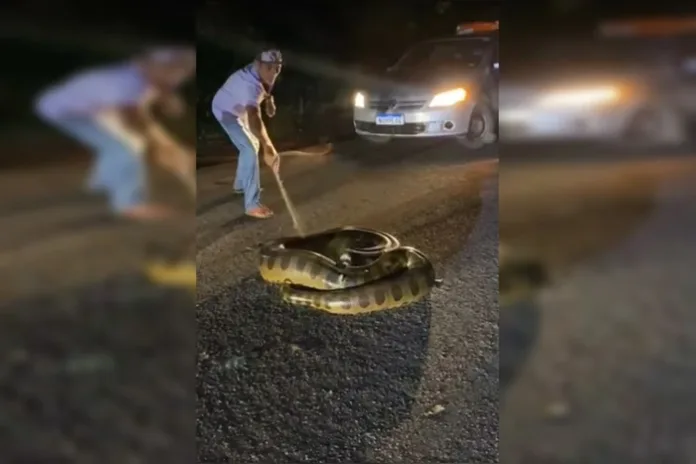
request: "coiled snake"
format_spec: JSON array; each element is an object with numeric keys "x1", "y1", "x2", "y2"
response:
[{"x1": 258, "y1": 226, "x2": 438, "y2": 314}]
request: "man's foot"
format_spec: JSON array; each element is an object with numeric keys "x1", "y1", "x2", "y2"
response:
[
  {"x1": 245, "y1": 204, "x2": 273, "y2": 219},
  {"x1": 119, "y1": 203, "x2": 178, "y2": 221},
  {"x1": 234, "y1": 187, "x2": 263, "y2": 195}
]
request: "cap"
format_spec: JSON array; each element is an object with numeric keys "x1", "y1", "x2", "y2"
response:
[{"x1": 257, "y1": 49, "x2": 283, "y2": 64}]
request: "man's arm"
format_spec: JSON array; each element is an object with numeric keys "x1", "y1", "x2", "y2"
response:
[
  {"x1": 119, "y1": 104, "x2": 184, "y2": 152},
  {"x1": 155, "y1": 92, "x2": 186, "y2": 118},
  {"x1": 119, "y1": 105, "x2": 155, "y2": 132},
  {"x1": 264, "y1": 95, "x2": 276, "y2": 118},
  {"x1": 246, "y1": 105, "x2": 276, "y2": 153},
  {"x1": 119, "y1": 104, "x2": 194, "y2": 186},
  {"x1": 246, "y1": 104, "x2": 280, "y2": 172}
]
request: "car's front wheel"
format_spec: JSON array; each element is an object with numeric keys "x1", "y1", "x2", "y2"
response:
[
  {"x1": 455, "y1": 101, "x2": 497, "y2": 149},
  {"x1": 621, "y1": 104, "x2": 687, "y2": 148}
]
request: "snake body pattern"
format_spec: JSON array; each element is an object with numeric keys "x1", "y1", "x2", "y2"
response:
[{"x1": 258, "y1": 226, "x2": 437, "y2": 314}]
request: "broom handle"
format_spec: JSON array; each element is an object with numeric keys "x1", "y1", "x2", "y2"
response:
[
  {"x1": 272, "y1": 169, "x2": 305, "y2": 237},
  {"x1": 146, "y1": 123, "x2": 196, "y2": 195}
]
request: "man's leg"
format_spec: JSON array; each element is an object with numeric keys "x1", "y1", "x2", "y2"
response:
[
  {"x1": 233, "y1": 132, "x2": 263, "y2": 195},
  {"x1": 231, "y1": 125, "x2": 262, "y2": 194},
  {"x1": 219, "y1": 116, "x2": 272, "y2": 217},
  {"x1": 47, "y1": 117, "x2": 171, "y2": 219}
]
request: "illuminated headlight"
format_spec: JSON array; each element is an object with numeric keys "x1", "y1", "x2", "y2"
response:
[
  {"x1": 539, "y1": 86, "x2": 622, "y2": 108},
  {"x1": 429, "y1": 88, "x2": 467, "y2": 107},
  {"x1": 354, "y1": 92, "x2": 366, "y2": 108}
]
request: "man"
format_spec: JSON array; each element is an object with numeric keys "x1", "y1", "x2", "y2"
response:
[
  {"x1": 34, "y1": 47, "x2": 196, "y2": 221},
  {"x1": 212, "y1": 49, "x2": 282, "y2": 219}
]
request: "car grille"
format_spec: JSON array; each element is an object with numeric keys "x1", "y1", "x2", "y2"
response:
[
  {"x1": 355, "y1": 121, "x2": 426, "y2": 135},
  {"x1": 368, "y1": 100, "x2": 427, "y2": 112}
]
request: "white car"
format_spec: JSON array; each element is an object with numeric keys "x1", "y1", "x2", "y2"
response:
[
  {"x1": 500, "y1": 21, "x2": 696, "y2": 147},
  {"x1": 353, "y1": 21, "x2": 499, "y2": 149}
]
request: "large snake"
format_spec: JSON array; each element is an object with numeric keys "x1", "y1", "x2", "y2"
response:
[{"x1": 258, "y1": 226, "x2": 438, "y2": 314}]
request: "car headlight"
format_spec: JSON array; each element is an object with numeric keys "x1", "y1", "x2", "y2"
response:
[
  {"x1": 429, "y1": 88, "x2": 467, "y2": 107},
  {"x1": 354, "y1": 92, "x2": 366, "y2": 108},
  {"x1": 539, "y1": 86, "x2": 622, "y2": 108}
]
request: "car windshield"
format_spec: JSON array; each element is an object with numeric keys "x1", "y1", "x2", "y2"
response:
[{"x1": 393, "y1": 38, "x2": 491, "y2": 71}]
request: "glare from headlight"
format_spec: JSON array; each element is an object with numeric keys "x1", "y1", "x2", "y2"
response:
[
  {"x1": 354, "y1": 92, "x2": 366, "y2": 108},
  {"x1": 539, "y1": 86, "x2": 621, "y2": 107},
  {"x1": 429, "y1": 88, "x2": 467, "y2": 107}
]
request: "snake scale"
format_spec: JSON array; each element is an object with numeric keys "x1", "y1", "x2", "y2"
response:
[{"x1": 258, "y1": 226, "x2": 438, "y2": 314}]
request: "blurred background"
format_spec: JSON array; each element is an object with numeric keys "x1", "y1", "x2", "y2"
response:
[
  {"x1": 1, "y1": 1, "x2": 195, "y2": 463},
  {"x1": 6, "y1": 0, "x2": 696, "y2": 461},
  {"x1": 500, "y1": 1, "x2": 696, "y2": 463}
]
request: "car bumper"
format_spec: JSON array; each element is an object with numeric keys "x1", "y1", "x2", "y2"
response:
[
  {"x1": 499, "y1": 106, "x2": 635, "y2": 142},
  {"x1": 353, "y1": 102, "x2": 476, "y2": 138}
]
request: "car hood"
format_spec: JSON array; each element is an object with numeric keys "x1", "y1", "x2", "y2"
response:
[{"x1": 364, "y1": 66, "x2": 480, "y2": 100}]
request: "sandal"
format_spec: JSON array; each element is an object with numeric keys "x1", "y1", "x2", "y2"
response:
[{"x1": 245, "y1": 205, "x2": 274, "y2": 219}]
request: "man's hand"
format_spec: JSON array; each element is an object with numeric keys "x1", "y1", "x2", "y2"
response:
[
  {"x1": 247, "y1": 105, "x2": 278, "y2": 172},
  {"x1": 263, "y1": 145, "x2": 280, "y2": 173},
  {"x1": 158, "y1": 93, "x2": 186, "y2": 118},
  {"x1": 264, "y1": 96, "x2": 276, "y2": 118}
]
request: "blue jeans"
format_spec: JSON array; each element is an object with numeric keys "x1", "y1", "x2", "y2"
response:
[
  {"x1": 47, "y1": 117, "x2": 147, "y2": 212},
  {"x1": 217, "y1": 114, "x2": 261, "y2": 211}
]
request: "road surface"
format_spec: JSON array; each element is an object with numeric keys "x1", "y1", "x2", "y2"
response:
[
  {"x1": 499, "y1": 146, "x2": 696, "y2": 464},
  {"x1": 9, "y1": 135, "x2": 695, "y2": 463},
  {"x1": 196, "y1": 139, "x2": 500, "y2": 463},
  {"x1": 1, "y1": 154, "x2": 196, "y2": 463}
]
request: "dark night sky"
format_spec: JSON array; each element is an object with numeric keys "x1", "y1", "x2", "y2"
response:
[
  {"x1": 3, "y1": 0, "x2": 694, "y2": 125},
  {"x1": 1, "y1": 0, "x2": 195, "y2": 127},
  {"x1": 196, "y1": 0, "x2": 694, "y2": 89},
  {"x1": 1, "y1": 0, "x2": 195, "y2": 41},
  {"x1": 196, "y1": 0, "x2": 501, "y2": 99},
  {"x1": 199, "y1": 1, "x2": 500, "y2": 62}
]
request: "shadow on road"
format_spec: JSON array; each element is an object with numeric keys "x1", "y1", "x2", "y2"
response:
[
  {"x1": 196, "y1": 275, "x2": 432, "y2": 463},
  {"x1": 0, "y1": 276, "x2": 194, "y2": 463},
  {"x1": 196, "y1": 214, "x2": 254, "y2": 251},
  {"x1": 196, "y1": 158, "x2": 356, "y2": 219},
  {"x1": 499, "y1": 300, "x2": 541, "y2": 396},
  {"x1": 498, "y1": 167, "x2": 660, "y2": 398}
]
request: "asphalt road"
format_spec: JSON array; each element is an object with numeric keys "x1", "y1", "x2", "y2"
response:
[
  {"x1": 1, "y1": 155, "x2": 196, "y2": 463},
  {"x1": 501, "y1": 141, "x2": 696, "y2": 165},
  {"x1": 9, "y1": 134, "x2": 695, "y2": 463},
  {"x1": 498, "y1": 147, "x2": 696, "y2": 464},
  {"x1": 196, "y1": 139, "x2": 500, "y2": 463}
]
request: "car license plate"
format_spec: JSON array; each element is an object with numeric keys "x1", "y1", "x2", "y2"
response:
[{"x1": 375, "y1": 113, "x2": 405, "y2": 125}]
